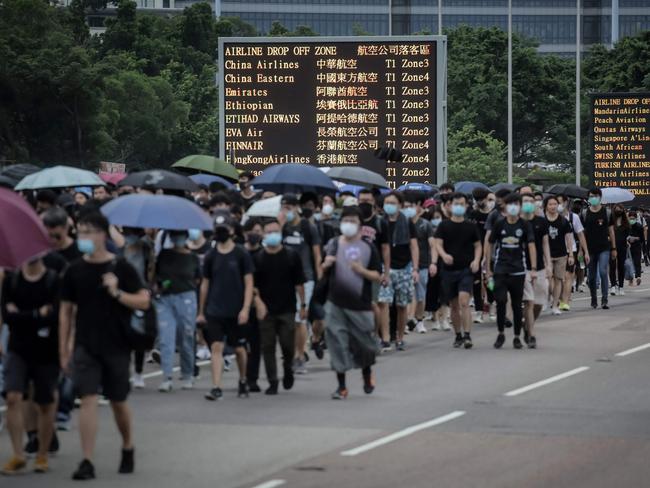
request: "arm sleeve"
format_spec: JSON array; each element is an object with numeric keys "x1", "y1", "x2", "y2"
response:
[
  {"x1": 434, "y1": 221, "x2": 445, "y2": 239},
  {"x1": 488, "y1": 220, "x2": 500, "y2": 243},
  {"x1": 60, "y1": 266, "x2": 76, "y2": 303},
  {"x1": 368, "y1": 244, "x2": 382, "y2": 273},
  {"x1": 291, "y1": 250, "x2": 306, "y2": 285},
  {"x1": 241, "y1": 248, "x2": 254, "y2": 276},
  {"x1": 378, "y1": 219, "x2": 389, "y2": 245},
  {"x1": 202, "y1": 250, "x2": 214, "y2": 279},
  {"x1": 525, "y1": 221, "x2": 535, "y2": 243},
  {"x1": 408, "y1": 221, "x2": 417, "y2": 239},
  {"x1": 572, "y1": 214, "x2": 584, "y2": 234},
  {"x1": 426, "y1": 221, "x2": 435, "y2": 239},
  {"x1": 309, "y1": 223, "x2": 322, "y2": 246}
]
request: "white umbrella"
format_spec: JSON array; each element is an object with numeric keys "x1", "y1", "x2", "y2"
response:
[
  {"x1": 601, "y1": 187, "x2": 635, "y2": 204},
  {"x1": 245, "y1": 195, "x2": 282, "y2": 218},
  {"x1": 15, "y1": 165, "x2": 105, "y2": 190}
]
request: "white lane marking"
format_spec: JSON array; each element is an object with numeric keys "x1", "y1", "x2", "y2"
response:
[
  {"x1": 141, "y1": 359, "x2": 211, "y2": 379},
  {"x1": 615, "y1": 343, "x2": 650, "y2": 357},
  {"x1": 250, "y1": 480, "x2": 286, "y2": 488},
  {"x1": 504, "y1": 366, "x2": 590, "y2": 397},
  {"x1": 340, "y1": 411, "x2": 466, "y2": 457}
]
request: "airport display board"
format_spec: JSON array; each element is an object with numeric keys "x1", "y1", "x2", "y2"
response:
[{"x1": 219, "y1": 36, "x2": 447, "y2": 188}]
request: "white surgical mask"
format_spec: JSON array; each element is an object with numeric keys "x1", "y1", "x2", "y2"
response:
[
  {"x1": 557, "y1": 204, "x2": 565, "y2": 213},
  {"x1": 322, "y1": 204, "x2": 334, "y2": 216},
  {"x1": 506, "y1": 204, "x2": 521, "y2": 217},
  {"x1": 486, "y1": 200, "x2": 495, "y2": 211},
  {"x1": 340, "y1": 222, "x2": 359, "y2": 237}
]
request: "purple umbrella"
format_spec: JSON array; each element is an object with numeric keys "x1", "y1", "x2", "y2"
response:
[{"x1": 0, "y1": 188, "x2": 51, "y2": 269}]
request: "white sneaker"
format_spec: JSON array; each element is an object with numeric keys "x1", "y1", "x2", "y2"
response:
[
  {"x1": 619, "y1": 288, "x2": 625, "y2": 296},
  {"x1": 611, "y1": 286, "x2": 618, "y2": 296},
  {"x1": 551, "y1": 307, "x2": 562, "y2": 316},
  {"x1": 441, "y1": 320, "x2": 452, "y2": 331},
  {"x1": 473, "y1": 313, "x2": 483, "y2": 324},
  {"x1": 158, "y1": 380, "x2": 173, "y2": 392},
  {"x1": 131, "y1": 374, "x2": 145, "y2": 389},
  {"x1": 415, "y1": 321, "x2": 427, "y2": 334},
  {"x1": 424, "y1": 312, "x2": 433, "y2": 321},
  {"x1": 431, "y1": 320, "x2": 441, "y2": 331},
  {"x1": 196, "y1": 345, "x2": 211, "y2": 360},
  {"x1": 181, "y1": 379, "x2": 194, "y2": 390}
]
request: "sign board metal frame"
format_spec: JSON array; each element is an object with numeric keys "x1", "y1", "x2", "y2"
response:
[{"x1": 218, "y1": 35, "x2": 448, "y2": 184}]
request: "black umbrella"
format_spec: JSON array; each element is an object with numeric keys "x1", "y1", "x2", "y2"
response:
[
  {"x1": 490, "y1": 183, "x2": 519, "y2": 193},
  {"x1": 546, "y1": 184, "x2": 588, "y2": 199},
  {"x1": 326, "y1": 166, "x2": 389, "y2": 189},
  {"x1": 119, "y1": 169, "x2": 198, "y2": 192},
  {"x1": 0, "y1": 175, "x2": 16, "y2": 189},
  {"x1": 0, "y1": 163, "x2": 41, "y2": 182}
]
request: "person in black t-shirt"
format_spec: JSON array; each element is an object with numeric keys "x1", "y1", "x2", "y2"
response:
[
  {"x1": 377, "y1": 191, "x2": 419, "y2": 351},
  {"x1": 253, "y1": 219, "x2": 305, "y2": 395},
  {"x1": 468, "y1": 188, "x2": 496, "y2": 322},
  {"x1": 43, "y1": 207, "x2": 82, "y2": 265},
  {"x1": 627, "y1": 210, "x2": 645, "y2": 284},
  {"x1": 544, "y1": 195, "x2": 575, "y2": 314},
  {"x1": 609, "y1": 205, "x2": 630, "y2": 294},
  {"x1": 60, "y1": 212, "x2": 150, "y2": 480},
  {"x1": 582, "y1": 187, "x2": 616, "y2": 309},
  {"x1": 322, "y1": 206, "x2": 382, "y2": 400},
  {"x1": 198, "y1": 210, "x2": 254, "y2": 401},
  {"x1": 242, "y1": 218, "x2": 264, "y2": 392},
  {"x1": 486, "y1": 193, "x2": 537, "y2": 350},
  {"x1": 1, "y1": 257, "x2": 60, "y2": 475},
  {"x1": 435, "y1": 193, "x2": 481, "y2": 349}
]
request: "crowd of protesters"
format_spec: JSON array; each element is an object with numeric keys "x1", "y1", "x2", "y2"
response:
[{"x1": 1, "y1": 172, "x2": 649, "y2": 480}]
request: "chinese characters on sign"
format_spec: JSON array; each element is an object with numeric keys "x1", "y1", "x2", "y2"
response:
[
  {"x1": 220, "y1": 38, "x2": 443, "y2": 189},
  {"x1": 591, "y1": 93, "x2": 650, "y2": 205}
]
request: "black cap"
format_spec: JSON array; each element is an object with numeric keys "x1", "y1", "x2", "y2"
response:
[
  {"x1": 281, "y1": 193, "x2": 299, "y2": 206},
  {"x1": 213, "y1": 209, "x2": 234, "y2": 229}
]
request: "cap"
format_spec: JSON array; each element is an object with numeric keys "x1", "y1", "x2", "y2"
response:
[
  {"x1": 423, "y1": 198, "x2": 437, "y2": 209},
  {"x1": 281, "y1": 193, "x2": 299, "y2": 206},
  {"x1": 213, "y1": 209, "x2": 234, "y2": 229},
  {"x1": 342, "y1": 196, "x2": 358, "y2": 207}
]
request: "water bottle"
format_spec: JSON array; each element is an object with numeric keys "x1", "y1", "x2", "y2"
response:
[
  {"x1": 487, "y1": 277, "x2": 495, "y2": 291},
  {"x1": 578, "y1": 255, "x2": 585, "y2": 270}
]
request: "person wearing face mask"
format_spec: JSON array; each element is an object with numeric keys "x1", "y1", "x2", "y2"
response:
[
  {"x1": 377, "y1": 191, "x2": 419, "y2": 351},
  {"x1": 280, "y1": 194, "x2": 322, "y2": 374},
  {"x1": 486, "y1": 193, "x2": 537, "y2": 349},
  {"x1": 403, "y1": 194, "x2": 436, "y2": 334},
  {"x1": 557, "y1": 194, "x2": 589, "y2": 309},
  {"x1": 59, "y1": 212, "x2": 150, "y2": 480},
  {"x1": 627, "y1": 211, "x2": 645, "y2": 285},
  {"x1": 197, "y1": 210, "x2": 254, "y2": 401},
  {"x1": 581, "y1": 187, "x2": 616, "y2": 309},
  {"x1": 425, "y1": 205, "x2": 451, "y2": 331},
  {"x1": 154, "y1": 230, "x2": 201, "y2": 393},
  {"x1": 316, "y1": 194, "x2": 340, "y2": 243},
  {"x1": 609, "y1": 205, "x2": 630, "y2": 296},
  {"x1": 434, "y1": 193, "x2": 481, "y2": 349},
  {"x1": 322, "y1": 206, "x2": 382, "y2": 400},
  {"x1": 238, "y1": 172, "x2": 260, "y2": 210},
  {"x1": 544, "y1": 195, "x2": 575, "y2": 315},
  {"x1": 468, "y1": 188, "x2": 495, "y2": 323},
  {"x1": 252, "y1": 219, "x2": 305, "y2": 395},
  {"x1": 534, "y1": 192, "x2": 545, "y2": 216}
]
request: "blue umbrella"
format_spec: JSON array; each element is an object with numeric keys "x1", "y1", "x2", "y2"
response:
[
  {"x1": 338, "y1": 184, "x2": 390, "y2": 196},
  {"x1": 251, "y1": 163, "x2": 338, "y2": 195},
  {"x1": 454, "y1": 181, "x2": 490, "y2": 194},
  {"x1": 101, "y1": 194, "x2": 213, "y2": 231},
  {"x1": 398, "y1": 182, "x2": 438, "y2": 193},
  {"x1": 189, "y1": 174, "x2": 235, "y2": 189}
]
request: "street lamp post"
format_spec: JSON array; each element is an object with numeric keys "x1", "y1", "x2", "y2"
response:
[
  {"x1": 507, "y1": 0, "x2": 513, "y2": 184},
  {"x1": 576, "y1": 0, "x2": 581, "y2": 186}
]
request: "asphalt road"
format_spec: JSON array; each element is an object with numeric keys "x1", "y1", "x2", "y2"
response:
[{"x1": 3, "y1": 285, "x2": 650, "y2": 488}]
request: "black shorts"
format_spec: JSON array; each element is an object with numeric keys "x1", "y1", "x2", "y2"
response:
[
  {"x1": 73, "y1": 346, "x2": 130, "y2": 402},
  {"x1": 2, "y1": 352, "x2": 59, "y2": 405},
  {"x1": 204, "y1": 316, "x2": 247, "y2": 349},
  {"x1": 441, "y1": 268, "x2": 474, "y2": 300}
]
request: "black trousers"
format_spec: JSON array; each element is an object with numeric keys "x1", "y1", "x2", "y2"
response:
[
  {"x1": 631, "y1": 245, "x2": 643, "y2": 278},
  {"x1": 493, "y1": 274, "x2": 525, "y2": 335},
  {"x1": 609, "y1": 248, "x2": 627, "y2": 288},
  {"x1": 246, "y1": 315, "x2": 261, "y2": 384}
]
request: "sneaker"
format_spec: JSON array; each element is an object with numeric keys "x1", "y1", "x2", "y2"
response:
[
  {"x1": 363, "y1": 373, "x2": 375, "y2": 394},
  {"x1": 293, "y1": 359, "x2": 308, "y2": 375},
  {"x1": 72, "y1": 459, "x2": 95, "y2": 480},
  {"x1": 602, "y1": 302, "x2": 610, "y2": 310},
  {"x1": 150, "y1": 349, "x2": 161, "y2": 364},
  {"x1": 57, "y1": 419, "x2": 71, "y2": 432},
  {"x1": 636, "y1": 277, "x2": 642, "y2": 286},
  {"x1": 265, "y1": 381, "x2": 279, "y2": 395},
  {"x1": 528, "y1": 336, "x2": 537, "y2": 349},
  {"x1": 34, "y1": 455, "x2": 49, "y2": 473},
  {"x1": 395, "y1": 340, "x2": 406, "y2": 351},
  {"x1": 223, "y1": 355, "x2": 233, "y2": 372},
  {"x1": 49, "y1": 432, "x2": 59, "y2": 454},
  {"x1": 524, "y1": 330, "x2": 530, "y2": 344},
  {"x1": 205, "y1": 387, "x2": 223, "y2": 401},
  {"x1": 441, "y1": 320, "x2": 452, "y2": 331},
  {"x1": 131, "y1": 374, "x2": 145, "y2": 389},
  {"x1": 619, "y1": 288, "x2": 626, "y2": 296},
  {"x1": 331, "y1": 387, "x2": 349, "y2": 400},
  {"x1": 453, "y1": 335, "x2": 464, "y2": 348},
  {"x1": 513, "y1": 337, "x2": 523, "y2": 349},
  {"x1": 463, "y1": 335, "x2": 473, "y2": 349},
  {"x1": 24, "y1": 433, "x2": 38, "y2": 457},
  {"x1": 473, "y1": 313, "x2": 483, "y2": 324},
  {"x1": 489, "y1": 313, "x2": 497, "y2": 321},
  {"x1": 430, "y1": 320, "x2": 441, "y2": 331},
  {"x1": 196, "y1": 345, "x2": 211, "y2": 360},
  {"x1": 180, "y1": 379, "x2": 194, "y2": 390},
  {"x1": 380, "y1": 341, "x2": 392, "y2": 352},
  {"x1": 591, "y1": 298, "x2": 598, "y2": 309},
  {"x1": 282, "y1": 370, "x2": 295, "y2": 390},
  {"x1": 158, "y1": 380, "x2": 173, "y2": 392},
  {"x1": 407, "y1": 319, "x2": 417, "y2": 332},
  {"x1": 559, "y1": 302, "x2": 570, "y2": 311},
  {"x1": 1, "y1": 457, "x2": 26, "y2": 475},
  {"x1": 415, "y1": 321, "x2": 427, "y2": 334},
  {"x1": 118, "y1": 448, "x2": 134, "y2": 474},
  {"x1": 248, "y1": 381, "x2": 262, "y2": 393},
  {"x1": 311, "y1": 339, "x2": 325, "y2": 360},
  {"x1": 611, "y1": 286, "x2": 618, "y2": 296},
  {"x1": 145, "y1": 352, "x2": 155, "y2": 364},
  {"x1": 552, "y1": 307, "x2": 562, "y2": 316},
  {"x1": 494, "y1": 333, "x2": 505, "y2": 349},
  {"x1": 238, "y1": 380, "x2": 249, "y2": 398}
]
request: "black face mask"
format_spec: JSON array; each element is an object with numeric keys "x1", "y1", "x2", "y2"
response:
[
  {"x1": 247, "y1": 233, "x2": 262, "y2": 246},
  {"x1": 301, "y1": 208, "x2": 313, "y2": 219},
  {"x1": 214, "y1": 227, "x2": 231, "y2": 243},
  {"x1": 359, "y1": 202, "x2": 373, "y2": 220}
]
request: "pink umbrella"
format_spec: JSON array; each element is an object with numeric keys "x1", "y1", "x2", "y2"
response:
[
  {"x1": 99, "y1": 172, "x2": 127, "y2": 186},
  {"x1": 0, "y1": 188, "x2": 51, "y2": 269}
]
